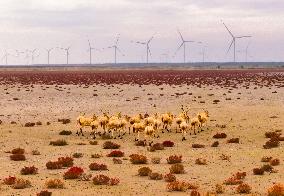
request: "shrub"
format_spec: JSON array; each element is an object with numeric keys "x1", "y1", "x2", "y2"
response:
[
  {"x1": 234, "y1": 172, "x2": 246, "y2": 180},
  {"x1": 167, "y1": 181, "x2": 190, "y2": 192},
  {"x1": 63, "y1": 167, "x2": 84, "y2": 179},
  {"x1": 37, "y1": 190, "x2": 52, "y2": 196},
  {"x1": 213, "y1": 133, "x2": 227, "y2": 139},
  {"x1": 236, "y1": 183, "x2": 252, "y2": 194},
  {"x1": 92, "y1": 174, "x2": 119, "y2": 185},
  {"x1": 164, "y1": 173, "x2": 176, "y2": 182},
  {"x1": 152, "y1": 143, "x2": 164, "y2": 150},
  {"x1": 57, "y1": 157, "x2": 74, "y2": 167},
  {"x1": 220, "y1": 154, "x2": 231, "y2": 161},
  {"x1": 190, "y1": 190, "x2": 201, "y2": 196},
  {"x1": 3, "y1": 176, "x2": 16, "y2": 185},
  {"x1": 107, "y1": 150, "x2": 124, "y2": 157},
  {"x1": 89, "y1": 163, "x2": 108, "y2": 171},
  {"x1": 151, "y1": 157, "x2": 161, "y2": 164},
  {"x1": 192, "y1": 144, "x2": 205, "y2": 148},
  {"x1": 91, "y1": 154, "x2": 102, "y2": 159},
  {"x1": 49, "y1": 139, "x2": 68, "y2": 146},
  {"x1": 149, "y1": 172, "x2": 163, "y2": 180},
  {"x1": 58, "y1": 118, "x2": 71, "y2": 124},
  {"x1": 261, "y1": 164, "x2": 274, "y2": 172},
  {"x1": 264, "y1": 138, "x2": 280, "y2": 149},
  {"x1": 46, "y1": 161, "x2": 63, "y2": 170},
  {"x1": 224, "y1": 177, "x2": 242, "y2": 185},
  {"x1": 227, "y1": 138, "x2": 240, "y2": 143},
  {"x1": 10, "y1": 154, "x2": 26, "y2": 161},
  {"x1": 265, "y1": 131, "x2": 281, "y2": 138},
  {"x1": 261, "y1": 156, "x2": 273, "y2": 162},
  {"x1": 11, "y1": 148, "x2": 25, "y2": 154},
  {"x1": 36, "y1": 121, "x2": 42, "y2": 125},
  {"x1": 138, "y1": 167, "x2": 152, "y2": 176},
  {"x1": 216, "y1": 183, "x2": 225, "y2": 194},
  {"x1": 195, "y1": 158, "x2": 207, "y2": 165},
  {"x1": 169, "y1": 164, "x2": 185, "y2": 174},
  {"x1": 24, "y1": 122, "x2": 35, "y2": 127},
  {"x1": 113, "y1": 158, "x2": 122, "y2": 164},
  {"x1": 12, "y1": 178, "x2": 31, "y2": 189},
  {"x1": 147, "y1": 146, "x2": 156, "y2": 152},
  {"x1": 59, "y1": 130, "x2": 72, "y2": 135},
  {"x1": 267, "y1": 183, "x2": 284, "y2": 196},
  {"x1": 135, "y1": 140, "x2": 146, "y2": 146},
  {"x1": 211, "y1": 141, "x2": 219, "y2": 147},
  {"x1": 72, "y1": 152, "x2": 83, "y2": 158},
  {"x1": 129, "y1": 154, "x2": 147, "y2": 164},
  {"x1": 270, "y1": 159, "x2": 280, "y2": 166},
  {"x1": 89, "y1": 141, "x2": 98, "y2": 145},
  {"x1": 167, "y1": 155, "x2": 182, "y2": 164},
  {"x1": 32, "y1": 150, "x2": 41, "y2": 155},
  {"x1": 162, "y1": 140, "x2": 174, "y2": 147},
  {"x1": 20, "y1": 166, "x2": 38, "y2": 175},
  {"x1": 100, "y1": 134, "x2": 113, "y2": 140},
  {"x1": 103, "y1": 141, "x2": 120, "y2": 149},
  {"x1": 253, "y1": 168, "x2": 264, "y2": 175},
  {"x1": 108, "y1": 178, "x2": 120, "y2": 186},
  {"x1": 45, "y1": 179, "x2": 64, "y2": 189}
]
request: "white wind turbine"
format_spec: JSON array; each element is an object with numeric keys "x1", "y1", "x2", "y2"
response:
[
  {"x1": 133, "y1": 35, "x2": 154, "y2": 64},
  {"x1": 87, "y1": 40, "x2": 101, "y2": 65},
  {"x1": 176, "y1": 29, "x2": 195, "y2": 63},
  {"x1": 2, "y1": 50, "x2": 10, "y2": 65},
  {"x1": 222, "y1": 21, "x2": 251, "y2": 62},
  {"x1": 59, "y1": 47, "x2": 71, "y2": 64},
  {"x1": 46, "y1": 48, "x2": 54, "y2": 65},
  {"x1": 107, "y1": 34, "x2": 124, "y2": 64}
]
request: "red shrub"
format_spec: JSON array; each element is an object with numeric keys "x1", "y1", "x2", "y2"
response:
[
  {"x1": 167, "y1": 155, "x2": 182, "y2": 164},
  {"x1": 63, "y1": 167, "x2": 84, "y2": 179},
  {"x1": 162, "y1": 140, "x2": 175, "y2": 147},
  {"x1": 10, "y1": 154, "x2": 26, "y2": 161},
  {"x1": 11, "y1": 148, "x2": 25, "y2": 154},
  {"x1": 164, "y1": 173, "x2": 176, "y2": 182},
  {"x1": 46, "y1": 161, "x2": 63, "y2": 170},
  {"x1": 21, "y1": 166, "x2": 38, "y2": 175},
  {"x1": 213, "y1": 133, "x2": 227, "y2": 139},
  {"x1": 107, "y1": 150, "x2": 124, "y2": 157},
  {"x1": 3, "y1": 176, "x2": 16, "y2": 185},
  {"x1": 37, "y1": 190, "x2": 52, "y2": 196},
  {"x1": 92, "y1": 174, "x2": 120, "y2": 186},
  {"x1": 129, "y1": 154, "x2": 147, "y2": 164},
  {"x1": 89, "y1": 163, "x2": 108, "y2": 171}
]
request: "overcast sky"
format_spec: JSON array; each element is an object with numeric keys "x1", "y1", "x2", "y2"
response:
[{"x1": 0, "y1": 0, "x2": 283, "y2": 64}]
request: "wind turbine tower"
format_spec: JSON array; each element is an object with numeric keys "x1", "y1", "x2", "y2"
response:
[
  {"x1": 107, "y1": 34, "x2": 124, "y2": 64},
  {"x1": 176, "y1": 30, "x2": 195, "y2": 63},
  {"x1": 222, "y1": 21, "x2": 251, "y2": 62},
  {"x1": 60, "y1": 47, "x2": 71, "y2": 64},
  {"x1": 134, "y1": 35, "x2": 154, "y2": 64},
  {"x1": 46, "y1": 48, "x2": 53, "y2": 65}
]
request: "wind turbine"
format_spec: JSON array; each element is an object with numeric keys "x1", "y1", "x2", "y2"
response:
[
  {"x1": 197, "y1": 41, "x2": 206, "y2": 63},
  {"x1": 2, "y1": 50, "x2": 10, "y2": 65},
  {"x1": 59, "y1": 47, "x2": 71, "y2": 64},
  {"x1": 222, "y1": 21, "x2": 251, "y2": 62},
  {"x1": 133, "y1": 35, "x2": 154, "y2": 64},
  {"x1": 176, "y1": 29, "x2": 195, "y2": 63},
  {"x1": 245, "y1": 42, "x2": 251, "y2": 62},
  {"x1": 87, "y1": 40, "x2": 100, "y2": 65},
  {"x1": 107, "y1": 34, "x2": 124, "y2": 64},
  {"x1": 29, "y1": 49, "x2": 39, "y2": 64},
  {"x1": 46, "y1": 48, "x2": 54, "y2": 65}
]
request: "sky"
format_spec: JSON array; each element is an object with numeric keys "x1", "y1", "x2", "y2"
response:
[{"x1": 0, "y1": 0, "x2": 284, "y2": 65}]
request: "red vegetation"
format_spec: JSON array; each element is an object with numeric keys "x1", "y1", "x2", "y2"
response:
[
  {"x1": 10, "y1": 154, "x2": 26, "y2": 161},
  {"x1": 92, "y1": 174, "x2": 119, "y2": 185},
  {"x1": 89, "y1": 163, "x2": 108, "y2": 171},
  {"x1": 57, "y1": 157, "x2": 74, "y2": 167},
  {"x1": 11, "y1": 148, "x2": 25, "y2": 154},
  {"x1": 164, "y1": 173, "x2": 176, "y2": 182},
  {"x1": 63, "y1": 166, "x2": 84, "y2": 179},
  {"x1": 162, "y1": 140, "x2": 175, "y2": 147},
  {"x1": 3, "y1": 176, "x2": 16, "y2": 185},
  {"x1": 107, "y1": 150, "x2": 124, "y2": 157},
  {"x1": 167, "y1": 155, "x2": 182, "y2": 164},
  {"x1": 37, "y1": 190, "x2": 52, "y2": 196},
  {"x1": 213, "y1": 132, "x2": 227, "y2": 139},
  {"x1": 20, "y1": 166, "x2": 38, "y2": 175},
  {"x1": 103, "y1": 141, "x2": 120, "y2": 149}
]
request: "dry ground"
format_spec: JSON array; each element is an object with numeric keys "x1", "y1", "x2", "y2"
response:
[{"x1": 0, "y1": 69, "x2": 283, "y2": 196}]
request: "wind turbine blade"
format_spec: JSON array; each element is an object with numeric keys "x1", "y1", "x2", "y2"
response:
[
  {"x1": 176, "y1": 42, "x2": 184, "y2": 52},
  {"x1": 185, "y1": 40, "x2": 195, "y2": 43},
  {"x1": 226, "y1": 40, "x2": 234, "y2": 54},
  {"x1": 177, "y1": 29, "x2": 184, "y2": 42},
  {"x1": 148, "y1": 36, "x2": 154, "y2": 44},
  {"x1": 136, "y1": 41, "x2": 146, "y2": 45},
  {"x1": 148, "y1": 48, "x2": 152, "y2": 57},
  {"x1": 115, "y1": 34, "x2": 120, "y2": 45},
  {"x1": 222, "y1": 22, "x2": 234, "y2": 38},
  {"x1": 235, "y1": 36, "x2": 252, "y2": 39}
]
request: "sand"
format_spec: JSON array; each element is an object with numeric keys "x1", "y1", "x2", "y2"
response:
[{"x1": 0, "y1": 68, "x2": 283, "y2": 195}]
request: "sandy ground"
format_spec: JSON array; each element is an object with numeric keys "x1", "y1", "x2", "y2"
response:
[{"x1": 0, "y1": 70, "x2": 283, "y2": 196}]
